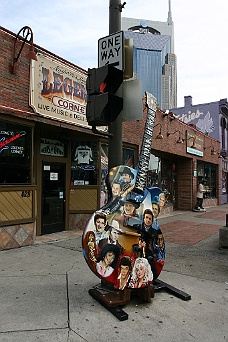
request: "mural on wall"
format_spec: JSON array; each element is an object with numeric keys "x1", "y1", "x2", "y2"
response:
[
  {"x1": 196, "y1": 111, "x2": 215, "y2": 135},
  {"x1": 176, "y1": 109, "x2": 215, "y2": 135},
  {"x1": 173, "y1": 102, "x2": 219, "y2": 139},
  {"x1": 82, "y1": 93, "x2": 166, "y2": 288}
]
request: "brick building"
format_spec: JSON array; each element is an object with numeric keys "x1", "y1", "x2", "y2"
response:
[
  {"x1": 170, "y1": 95, "x2": 228, "y2": 205},
  {"x1": 123, "y1": 109, "x2": 220, "y2": 213},
  {"x1": 0, "y1": 26, "x2": 220, "y2": 250}
]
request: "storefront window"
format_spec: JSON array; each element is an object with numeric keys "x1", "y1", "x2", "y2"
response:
[
  {"x1": 147, "y1": 155, "x2": 175, "y2": 205},
  {"x1": 222, "y1": 171, "x2": 227, "y2": 195},
  {"x1": 222, "y1": 160, "x2": 228, "y2": 195},
  {"x1": 0, "y1": 121, "x2": 31, "y2": 184},
  {"x1": 100, "y1": 143, "x2": 108, "y2": 188},
  {"x1": 122, "y1": 147, "x2": 135, "y2": 168},
  {"x1": 100, "y1": 143, "x2": 135, "y2": 206},
  {"x1": 100, "y1": 143, "x2": 109, "y2": 207},
  {"x1": 147, "y1": 155, "x2": 161, "y2": 187},
  {"x1": 71, "y1": 141, "x2": 98, "y2": 185},
  {"x1": 197, "y1": 163, "x2": 217, "y2": 198}
]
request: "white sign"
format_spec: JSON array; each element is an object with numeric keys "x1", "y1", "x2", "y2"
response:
[
  {"x1": 30, "y1": 53, "x2": 88, "y2": 128},
  {"x1": 40, "y1": 138, "x2": 64, "y2": 157},
  {"x1": 98, "y1": 31, "x2": 123, "y2": 70},
  {"x1": 50, "y1": 172, "x2": 58, "y2": 181}
]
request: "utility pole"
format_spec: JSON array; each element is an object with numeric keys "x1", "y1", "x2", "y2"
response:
[{"x1": 108, "y1": 0, "x2": 125, "y2": 170}]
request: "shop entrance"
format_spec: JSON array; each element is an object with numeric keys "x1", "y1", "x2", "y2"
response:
[{"x1": 41, "y1": 162, "x2": 66, "y2": 235}]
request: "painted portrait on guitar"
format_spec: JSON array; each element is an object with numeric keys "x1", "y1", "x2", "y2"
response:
[{"x1": 82, "y1": 167, "x2": 166, "y2": 287}]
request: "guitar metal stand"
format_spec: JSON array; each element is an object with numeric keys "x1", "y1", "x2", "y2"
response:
[
  {"x1": 153, "y1": 279, "x2": 191, "y2": 301},
  {"x1": 89, "y1": 279, "x2": 191, "y2": 321}
]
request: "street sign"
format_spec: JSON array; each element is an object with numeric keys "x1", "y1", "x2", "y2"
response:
[{"x1": 98, "y1": 31, "x2": 124, "y2": 70}]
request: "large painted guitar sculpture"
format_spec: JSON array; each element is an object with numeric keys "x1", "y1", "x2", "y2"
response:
[{"x1": 82, "y1": 92, "x2": 165, "y2": 290}]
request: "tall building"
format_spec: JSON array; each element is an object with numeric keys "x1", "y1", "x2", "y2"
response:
[{"x1": 122, "y1": 0, "x2": 177, "y2": 110}]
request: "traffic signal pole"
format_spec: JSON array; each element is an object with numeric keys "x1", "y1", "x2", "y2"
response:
[{"x1": 108, "y1": 0, "x2": 126, "y2": 169}]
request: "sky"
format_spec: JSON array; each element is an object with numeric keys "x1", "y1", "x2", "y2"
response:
[{"x1": 0, "y1": 0, "x2": 227, "y2": 107}]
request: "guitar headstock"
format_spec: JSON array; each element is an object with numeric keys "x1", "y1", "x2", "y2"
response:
[{"x1": 144, "y1": 91, "x2": 157, "y2": 112}]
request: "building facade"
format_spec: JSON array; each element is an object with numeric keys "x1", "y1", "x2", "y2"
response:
[
  {"x1": 0, "y1": 26, "x2": 220, "y2": 251},
  {"x1": 170, "y1": 96, "x2": 228, "y2": 204},
  {"x1": 122, "y1": 108, "x2": 220, "y2": 214},
  {"x1": 122, "y1": 0, "x2": 174, "y2": 53}
]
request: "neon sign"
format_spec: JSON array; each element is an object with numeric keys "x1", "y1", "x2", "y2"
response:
[{"x1": 0, "y1": 131, "x2": 26, "y2": 154}]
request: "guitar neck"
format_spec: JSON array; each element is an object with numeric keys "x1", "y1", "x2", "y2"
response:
[{"x1": 134, "y1": 92, "x2": 157, "y2": 193}]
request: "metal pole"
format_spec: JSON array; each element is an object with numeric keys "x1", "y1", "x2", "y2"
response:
[{"x1": 108, "y1": 0, "x2": 123, "y2": 170}]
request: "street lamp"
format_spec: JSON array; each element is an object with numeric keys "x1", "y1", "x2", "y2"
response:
[{"x1": 11, "y1": 26, "x2": 37, "y2": 74}]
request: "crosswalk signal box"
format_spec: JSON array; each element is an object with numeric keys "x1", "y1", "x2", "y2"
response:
[{"x1": 86, "y1": 65, "x2": 123, "y2": 126}]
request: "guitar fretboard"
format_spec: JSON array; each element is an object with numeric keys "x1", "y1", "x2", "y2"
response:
[{"x1": 134, "y1": 92, "x2": 157, "y2": 193}]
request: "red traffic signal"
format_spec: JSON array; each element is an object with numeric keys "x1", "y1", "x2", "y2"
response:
[
  {"x1": 86, "y1": 65, "x2": 123, "y2": 95},
  {"x1": 86, "y1": 65, "x2": 123, "y2": 126}
]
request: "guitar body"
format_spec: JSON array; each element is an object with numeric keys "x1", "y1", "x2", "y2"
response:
[{"x1": 82, "y1": 92, "x2": 166, "y2": 289}]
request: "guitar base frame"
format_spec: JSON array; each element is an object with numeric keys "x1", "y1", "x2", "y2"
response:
[{"x1": 89, "y1": 279, "x2": 191, "y2": 321}]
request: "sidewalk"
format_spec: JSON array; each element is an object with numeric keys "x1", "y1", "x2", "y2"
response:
[{"x1": 1, "y1": 205, "x2": 228, "y2": 341}]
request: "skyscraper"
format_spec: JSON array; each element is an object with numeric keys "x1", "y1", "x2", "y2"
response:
[{"x1": 122, "y1": 0, "x2": 176, "y2": 110}]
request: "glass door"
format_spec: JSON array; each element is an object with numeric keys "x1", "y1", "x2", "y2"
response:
[{"x1": 41, "y1": 162, "x2": 66, "y2": 234}]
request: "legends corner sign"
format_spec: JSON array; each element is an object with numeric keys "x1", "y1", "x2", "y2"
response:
[
  {"x1": 30, "y1": 53, "x2": 88, "y2": 128},
  {"x1": 98, "y1": 31, "x2": 124, "y2": 70}
]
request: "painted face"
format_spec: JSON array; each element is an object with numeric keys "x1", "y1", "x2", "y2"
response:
[
  {"x1": 104, "y1": 251, "x2": 115, "y2": 266},
  {"x1": 112, "y1": 183, "x2": 121, "y2": 197},
  {"x1": 110, "y1": 228, "x2": 120, "y2": 242},
  {"x1": 136, "y1": 264, "x2": 145, "y2": 279},
  {"x1": 157, "y1": 234, "x2": 164, "y2": 248},
  {"x1": 122, "y1": 173, "x2": 132, "y2": 183},
  {"x1": 120, "y1": 265, "x2": 130, "y2": 279},
  {"x1": 144, "y1": 213, "x2": 153, "y2": 226},
  {"x1": 159, "y1": 195, "x2": 165, "y2": 208},
  {"x1": 152, "y1": 204, "x2": 159, "y2": 218},
  {"x1": 124, "y1": 203, "x2": 135, "y2": 215},
  {"x1": 95, "y1": 218, "x2": 105, "y2": 232}
]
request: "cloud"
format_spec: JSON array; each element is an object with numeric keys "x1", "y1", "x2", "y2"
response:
[{"x1": 0, "y1": 0, "x2": 227, "y2": 106}]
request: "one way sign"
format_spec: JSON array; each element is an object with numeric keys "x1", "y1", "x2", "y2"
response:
[{"x1": 98, "y1": 31, "x2": 124, "y2": 70}]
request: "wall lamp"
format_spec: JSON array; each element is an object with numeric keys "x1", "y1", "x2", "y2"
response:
[
  {"x1": 167, "y1": 129, "x2": 184, "y2": 143},
  {"x1": 218, "y1": 149, "x2": 227, "y2": 158},
  {"x1": 163, "y1": 110, "x2": 176, "y2": 120},
  {"x1": 204, "y1": 144, "x2": 220, "y2": 156},
  {"x1": 211, "y1": 148, "x2": 218, "y2": 155},
  {"x1": 204, "y1": 144, "x2": 213, "y2": 150},
  {"x1": 153, "y1": 123, "x2": 164, "y2": 139},
  {"x1": 11, "y1": 26, "x2": 37, "y2": 74},
  {"x1": 163, "y1": 110, "x2": 169, "y2": 118}
]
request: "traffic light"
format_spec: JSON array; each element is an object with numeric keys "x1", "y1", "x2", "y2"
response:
[{"x1": 86, "y1": 65, "x2": 123, "y2": 126}]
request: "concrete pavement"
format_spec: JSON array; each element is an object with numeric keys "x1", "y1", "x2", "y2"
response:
[{"x1": 0, "y1": 205, "x2": 228, "y2": 341}]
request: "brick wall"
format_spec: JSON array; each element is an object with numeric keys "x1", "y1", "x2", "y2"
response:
[{"x1": 0, "y1": 28, "x2": 31, "y2": 111}]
